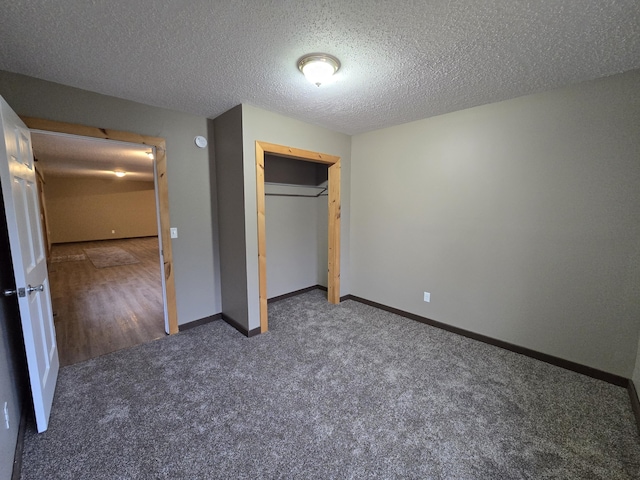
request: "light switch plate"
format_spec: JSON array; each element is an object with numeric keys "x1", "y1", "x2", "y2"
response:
[{"x1": 170, "y1": 228, "x2": 178, "y2": 239}]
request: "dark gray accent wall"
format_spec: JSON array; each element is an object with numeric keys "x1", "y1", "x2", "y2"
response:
[
  {"x1": 213, "y1": 106, "x2": 249, "y2": 329},
  {"x1": 265, "y1": 155, "x2": 328, "y2": 186}
]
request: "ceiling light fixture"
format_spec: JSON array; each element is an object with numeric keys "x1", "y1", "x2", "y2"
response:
[
  {"x1": 297, "y1": 53, "x2": 340, "y2": 87},
  {"x1": 114, "y1": 171, "x2": 126, "y2": 178}
]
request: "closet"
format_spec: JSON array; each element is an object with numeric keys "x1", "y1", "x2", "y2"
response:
[{"x1": 263, "y1": 154, "x2": 329, "y2": 299}]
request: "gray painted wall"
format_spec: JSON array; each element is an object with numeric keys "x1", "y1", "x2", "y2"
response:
[
  {"x1": 0, "y1": 191, "x2": 27, "y2": 480},
  {"x1": 317, "y1": 195, "x2": 329, "y2": 287},
  {"x1": 0, "y1": 70, "x2": 221, "y2": 324},
  {"x1": 213, "y1": 106, "x2": 249, "y2": 326},
  {"x1": 350, "y1": 70, "x2": 640, "y2": 377},
  {"x1": 241, "y1": 104, "x2": 352, "y2": 331},
  {"x1": 264, "y1": 159, "x2": 329, "y2": 299},
  {"x1": 265, "y1": 196, "x2": 319, "y2": 298}
]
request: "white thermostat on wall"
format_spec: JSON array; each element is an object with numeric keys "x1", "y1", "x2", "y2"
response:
[{"x1": 194, "y1": 136, "x2": 207, "y2": 148}]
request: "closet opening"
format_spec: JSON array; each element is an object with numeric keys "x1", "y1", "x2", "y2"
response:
[{"x1": 255, "y1": 142, "x2": 341, "y2": 333}]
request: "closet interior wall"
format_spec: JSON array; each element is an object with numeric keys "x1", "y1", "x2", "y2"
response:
[{"x1": 264, "y1": 155, "x2": 328, "y2": 299}]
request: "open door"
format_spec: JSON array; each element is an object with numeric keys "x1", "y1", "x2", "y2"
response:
[{"x1": 0, "y1": 96, "x2": 59, "y2": 432}]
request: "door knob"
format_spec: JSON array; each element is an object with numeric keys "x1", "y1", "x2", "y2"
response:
[
  {"x1": 3, "y1": 287, "x2": 25, "y2": 297},
  {"x1": 27, "y1": 284, "x2": 44, "y2": 294}
]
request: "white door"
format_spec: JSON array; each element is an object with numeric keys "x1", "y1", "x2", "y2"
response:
[{"x1": 0, "y1": 96, "x2": 59, "y2": 433}]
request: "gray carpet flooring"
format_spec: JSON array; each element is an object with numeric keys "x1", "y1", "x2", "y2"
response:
[{"x1": 20, "y1": 290, "x2": 640, "y2": 479}]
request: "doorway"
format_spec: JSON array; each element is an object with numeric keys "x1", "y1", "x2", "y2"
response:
[
  {"x1": 255, "y1": 141, "x2": 341, "y2": 333},
  {"x1": 22, "y1": 117, "x2": 178, "y2": 359}
]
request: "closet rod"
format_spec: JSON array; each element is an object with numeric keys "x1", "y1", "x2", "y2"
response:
[
  {"x1": 265, "y1": 188, "x2": 327, "y2": 198},
  {"x1": 265, "y1": 193, "x2": 326, "y2": 198},
  {"x1": 264, "y1": 181, "x2": 327, "y2": 189},
  {"x1": 264, "y1": 182, "x2": 328, "y2": 198}
]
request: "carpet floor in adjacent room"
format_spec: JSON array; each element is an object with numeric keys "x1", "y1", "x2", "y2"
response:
[{"x1": 20, "y1": 290, "x2": 640, "y2": 479}]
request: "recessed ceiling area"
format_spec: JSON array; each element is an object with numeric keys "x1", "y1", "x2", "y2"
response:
[
  {"x1": 31, "y1": 132, "x2": 154, "y2": 182},
  {"x1": 1, "y1": 1, "x2": 638, "y2": 134}
]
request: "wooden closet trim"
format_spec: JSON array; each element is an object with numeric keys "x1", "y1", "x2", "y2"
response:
[
  {"x1": 21, "y1": 116, "x2": 179, "y2": 335},
  {"x1": 256, "y1": 141, "x2": 341, "y2": 333}
]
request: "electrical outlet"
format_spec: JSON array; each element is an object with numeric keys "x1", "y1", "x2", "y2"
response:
[
  {"x1": 3, "y1": 402, "x2": 9, "y2": 429},
  {"x1": 423, "y1": 292, "x2": 431, "y2": 302}
]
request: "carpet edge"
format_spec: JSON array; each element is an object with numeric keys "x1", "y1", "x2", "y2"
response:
[
  {"x1": 343, "y1": 294, "x2": 628, "y2": 388},
  {"x1": 268, "y1": 285, "x2": 327, "y2": 304}
]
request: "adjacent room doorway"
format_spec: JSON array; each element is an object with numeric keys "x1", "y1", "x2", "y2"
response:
[{"x1": 23, "y1": 117, "x2": 178, "y2": 365}]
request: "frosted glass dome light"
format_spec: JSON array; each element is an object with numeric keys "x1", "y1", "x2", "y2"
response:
[{"x1": 298, "y1": 54, "x2": 340, "y2": 87}]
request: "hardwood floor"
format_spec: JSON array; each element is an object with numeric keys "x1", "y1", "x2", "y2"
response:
[{"x1": 48, "y1": 237, "x2": 166, "y2": 367}]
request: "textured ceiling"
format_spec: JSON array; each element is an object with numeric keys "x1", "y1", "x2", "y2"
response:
[
  {"x1": 32, "y1": 132, "x2": 154, "y2": 181},
  {"x1": 1, "y1": 1, "x2": 639, "y2": 135}
]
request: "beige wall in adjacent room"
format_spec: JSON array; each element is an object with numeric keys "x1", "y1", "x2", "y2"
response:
[
  {"x1": 350, "y1": 70, "x2": 640, "y2": 378},
  {"x1": 0, "y1": 70, "x2": 220, "y2": 324},
  {"x1": 44, "y1": 176, "x2": 157, "y2": 243}
]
